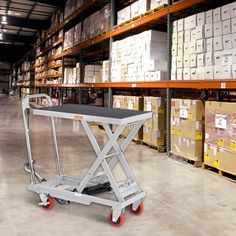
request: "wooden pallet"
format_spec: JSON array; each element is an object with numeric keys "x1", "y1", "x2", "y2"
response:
[
  {"x1": 143, "y1": 142, "x2": 166, "y2": 153},
  {"x1": 202, "y1": 164, "x2": 236, "y2": 183},
  {"x1": 169, "y1": 152, "x2": 202, "y2": 167},
  {"x1": 144, "y1": 4, "x2": 167, "y2": 16}
]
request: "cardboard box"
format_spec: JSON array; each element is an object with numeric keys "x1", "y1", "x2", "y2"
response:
[
  {"x1": 171, "y1": 99, "x2": 182, "y2": 117},
  {"x1": 184, "y1": 30, "x2": 191, "y2": 43},
  {"x1": 171, "y1": 135, "x2": 187, "y2": 156},
  {"x1": 214, "y1": 21, "x2": 223, "y2": 36},
  {"x1": 204, "y1": 143, "x2": 220, "y2": 168},
  {"x1": 177, "y1": 56, "x2": 183, "y2": 68},
  {"x1": 232, "y1": 64, "x2": 236, "y2": 77},
  {"x1": 177, "y1": 18, "x2": 184, "y2": 32},
  {"x1": 214, "y1": 51, "x2": 222, "y2": 65},
  {"x1": 219, "y1": 148, "x2": 236, "y2": 175},
  {"x1": 178, "y1": 31, "x2": 184, "y2": 44},
  {"x1": 181, "y1": 119, "x2": 203, "y2": 140},
  {"x1": 172, "y1": 44, "x2": 178, "y2": 56},
  {"x1": 205, "y1": 24, "x2": 213, "y2": 38},
  {"x1": 231, "y1": 17, "x2": 236, "y2": 33},
  {"x1": 222, "y1": 4, "x2": 231, "y2": 21},
  {"x1": 197, "y1": 12, "x2": 205, "y2": 26},
  {"x1": 152, "y1": 113, "x2": 165, "y2": 130},
  {"x1": 214, "y1": 36, "x2": 223, "y2": 51},
  {"x1": 151, "y1": 130, "x2": 165, "y2": 147},
  {"x1": 223, "y1": 34, "x2": 232, "y2": 50},
  {"x1": 190, "y1": 68, "x2": 197, "y2": 80},
  {"x1": 196, "y1": 39, "x2": 205, "y2": 53},
  {"x1": 204, "y1": 66, "x2": 214, "y2": 80},
  {"x1": 184, "y1": 42, "x2": 190, "y2": 55},
  {"x1": 177, "y1": 68, "x2": 182, "y2": 80},
  {"x1": 190, "y1": 54, "x2": 197, "y2": 68},
  {"x1": 223, "y1": 19, "x2": 231, "y2": 35},
  {"x1": 143, "y1": 126, "x2": 152, "y2": 145},
  {"x1": 190, "y1": 41, "x2": 196, "y2": 54},
  {"x1": 172, "y1": 32, "x2": 178, "y2": 45},
  {"x1": 197, "y1": 53, "x2": 205, "y2": 67},
  {"x1": 205, "y1": 52, "x2": 213, "y2": 66},
  {"x1": 196, "y1": 26, "x2": 204, "y2": 40},
  {"x1": 222, "y1": 65, "x2": 232, "y2": 79},
  {"x1": 206, "y1": 9, "x2": 213, "y2": 24},
  {"x1": 186, "y1": 139, "x2": 203, "y2": 162},
  {"x1": 214, "y1": 65, "x2": 223, "y2": 79},
  {"x1": 183, "y1": 55, "x2": 190, "y2": 67},
  {"x1": 190, "y1": 28, "x2": 197, "y2": 41},
  {"x1": 206, "y1": 37, "x2": 213, "y2": 52},
  {"x1": 231, "y1": 2, "x2": 236, "y2": 18},
  {"x1": 183, "y1": 68, "x2": 190, "y2": 80},
  {"x1": 177, "y1": 44, "x2": 183, "y2": 56},
  {"x1": 213, "y1": 7, "x2": 221, "y2": 23}
]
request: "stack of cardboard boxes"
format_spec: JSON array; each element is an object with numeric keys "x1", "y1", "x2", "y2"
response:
[
  {"x1": 63, "y1": 4, "x2": 110, "y2": 50},
  {"x1": 117, "y1": 0, "x2": 168, "y2": 25},
  {"x1": 111, "y1": 30, "x2": 167, "y2": 82},
  {"x1": 172, "y1": 1, "x2": 236, "y2": 81},
  {"x1": 84, "y1": 65, "x2": 102, "y2": 83},
  {"x1": 171, "y1": 99, "x2": 205, "y2": 164},
  {"x1": 204, "y1": 101, "x2": 236, "y2": 175},
  {"x1": 143, "y1": 97, "x2": 166, "y2": 149},
  {"x1": 113, "y1": 95, "x2": 143, "y2": 140}
]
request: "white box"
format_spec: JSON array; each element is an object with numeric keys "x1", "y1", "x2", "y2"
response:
[
  {"x1": 223, "y1": 34, "x2": 232, "y2": 50},
  {"x1": 184, "y1": 42, "x2": 190, "y2": 55},
  {"x1": 190, "y1": 68, "x2": 197, "y2": 80},
  {"x1": 214, "y1": 65, "x2": 223, "y2": 79},
  {"x1": 221, "y1": 4, "x2": 231, "y2": 21},
  {"x1": 173, "y1": 20, "x2": 178, "y2": 32},
  {"x1": 183, "y1": 68, "x2": 191, "y2": 80},
  {"x1": 171, "y1": 68, "x2": 176, "y2": 80},
  {"x1": 177, "y1": 44, "x2": 183, "y2": 56},
  {"x1": 232, "y1": 33, "x2": 236, "y2": 47},
  {"x1": 177, "y1": 68, "x2": 183, "y2": 80},
  {"x1": 205, "y1": 52, "x2": 213, "y2": 66},
  {"x1": 206, "y1": 37, "x2": 213, "y2": 51},
  {"x1": 191, "y1": 29, "x2": 197, "y2": 41},
  {"x1": 214, "y1": 21, "x2": 223, "y2": 36},
  {"x1": 223, "y1": 19, "x2": 231, "y2": 35},
  {"x1": 190, "y1": 54, "x2": 197, "y2": 68},
  {"x1": 196, "y1": 67, "x2": 205, "y2": 80},
  {"x1": 189, "y1": 14, "x2": 197, "y2": 29},
  {"x1": 172, "y1": 44, "x2": 178, "y2": 56},
  {"x1": 172, "y1": 32, "x2": 178, "y2": 45},
  {"x1": 231, "y1": 2, "x2": 236, "y2": 18},
  {"x1": 197, "y1": 12, "x2": 205, "y2": 26},
  {"x1": 196, "y1": 39, "x2": 205, "y2": 53},
  {"x1": 214, "y1": 36, "x2": 223, "y2": 51},
  {"x1": 222, "y1": 50, "x2": 233, "y2": 66},
  {"x1": 232, "y1": 49, "x2": 236, "y2": 64},
  {"x1": 206, "y1": 10, "x2": 213, "y2": 24},
  {"x1": 204, "y1": 66, "x2": 214, "y2": 80},
  {"x1": 222, "y1": 65, "x2": 232, "y2": 79},
  {"x1": 214, "y1": 51, "x2": 223, "y2": 65},
  {"x1": 183, "y1": 55, "x2": 190, "y2": 67},
  {"x1": 231, "y1": 17, "x2": 236, "y2": 33},
  {"x1": 196, "y1": 26, "x2": 204, "y2": 40},
  {"x1": 205, "y1": 24, "x2": 213, "y2": 38},
  {"x1": 197, "y1": 53, "x2": 205, "y2": 67},
  {"x1": 232, "y1": 64, "x2": 236, "y2": 78},
  {"x1": 213, "y1": 7, "x2": 221, "y2": 23},
  {"x1": 178, "y1": 31, "x2": 184, "y2": 44},
  {"x1": 178, "y1": 18, "x2": 184, "y2": 32},
  {"x1": 184, "y1": 16, "x2": 190, "y2": 30},
  {"x1": 190, "y1": 41, "x2": 196, "y2": 54},
  {"x1": 177, "y1": 56, "x2": 183, "y2": 68},
  {"x1": 184, "y1": 30, "x2": 191, "y2": 43},
  {"x1": 172, "y1": 56, "x2": 177, "y2": 70}
]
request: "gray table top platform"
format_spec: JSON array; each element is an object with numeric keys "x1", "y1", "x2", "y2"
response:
[{"x1": 33, "y1": 104, "x2": 152, "y2": 125}]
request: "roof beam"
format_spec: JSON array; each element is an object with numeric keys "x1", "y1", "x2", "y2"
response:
[
  {"x1": 7, "y1": 15, "x2": 50, "y2": 30},
  {"x1": 2, "y1": 34, "x2": 36, "y2": 44},
  {"x1": 29, "y1": 0, "x2": 65, "y2": 8}
]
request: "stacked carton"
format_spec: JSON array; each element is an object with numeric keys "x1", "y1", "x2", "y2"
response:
[
  {"x1": 143, "y1": 97, "x2": 166, "y2": 149},
  {"x1": 171, "y1": 99, "x2": 205, "y2": 164},
  {"x1": 111, "y1": 30, "x2": 167, "y2": 82},
  {"x1": 84, "y1": 65, "x2": 102, "y2": 83},
  {"x1": 113, "y1": 95, "x2": 143, "y2": 140},
  {"x1": 172, "y1": 2, "x2": 236, "y2": 81},
  {"x1": 204, "y1": 101, "x2": 236, "y2": 175}
]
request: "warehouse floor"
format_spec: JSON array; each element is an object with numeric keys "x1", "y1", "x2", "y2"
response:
[{"x1": 0, "y1": 96, "x2": 236, "y2": 236}]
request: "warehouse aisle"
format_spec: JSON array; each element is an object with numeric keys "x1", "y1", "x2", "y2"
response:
[{"x1": 0, "y1": 96, "x2": 236, "y2": 236}]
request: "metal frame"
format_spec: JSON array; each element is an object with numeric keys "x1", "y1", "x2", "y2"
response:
[{"x1": 22, "y1": 94, "x2": 151, "y2": 222}]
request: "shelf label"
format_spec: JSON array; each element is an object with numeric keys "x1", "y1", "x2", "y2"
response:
[
  {"x1": 180, "y1": 106, "x2": 188, "y2": 119},
  {"x1": 221, "y1": 82, "x2": 226, "y2": 89},
  {"x1": 215, "y1": 114, "x2": 227, "y2": 129},
  {"x1": 131, "y1": 83, "x2": 137, "y2": 88}
]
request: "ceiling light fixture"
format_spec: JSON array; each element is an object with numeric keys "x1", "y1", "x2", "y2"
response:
[
  {"x1": 1, "y1": 15, "x2": 7, "y2": 24},
  {"x1": 0, "y1": 32, "x2": 3, "y2": 40}
]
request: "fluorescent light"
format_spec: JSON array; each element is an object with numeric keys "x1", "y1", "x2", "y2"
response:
[
  {"x1": 0, "y1": 32, "x2": 3, "y2": 40},
  {"x1": 1, "y1": 16, "x2": 7, "y2": 24}
]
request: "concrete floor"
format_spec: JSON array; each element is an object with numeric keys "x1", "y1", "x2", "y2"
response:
[{"x1": 0, "y1": 96, "x2": 236, "y2": 236}]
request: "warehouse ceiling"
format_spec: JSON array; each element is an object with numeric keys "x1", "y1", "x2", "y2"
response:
[{"x1": 0, "y1": 0, "x2": 64, "y2": 63}]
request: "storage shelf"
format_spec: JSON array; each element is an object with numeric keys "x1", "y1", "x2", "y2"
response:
[
  {"x1": 35, "y1": 52, "x2": 67, "y2": 67},
  {"x1": 35, "y1": 73, "x2": 63, "y2": 81},
  {"x1": 35, "y1": 63, "x2": 63, "y2": 73},
  {"x1": 34, "y1": 80, "x2": 236, "y2": 90},
  {"x1": 36, "y1": 38, "x2": 63, "y2": 57}
]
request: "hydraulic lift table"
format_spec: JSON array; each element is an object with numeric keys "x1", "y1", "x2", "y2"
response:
[{"x1": 22, "y1": 94, "x2": 152, "y2": 226}]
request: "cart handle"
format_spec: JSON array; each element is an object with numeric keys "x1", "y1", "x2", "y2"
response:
[{"x1": 22, "y1": 93, "x2": 53, "y2": 110}]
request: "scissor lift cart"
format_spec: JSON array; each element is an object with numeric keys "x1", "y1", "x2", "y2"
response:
[{"x1": 22, "y1": 94, "x2": 152, "y2": 226}]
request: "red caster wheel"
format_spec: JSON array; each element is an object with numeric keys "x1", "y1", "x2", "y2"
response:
[
  {"x1": 108, "y1": 212, "x2": 124, "y2": 227},
  {"x1": 128, "y1": 202, "x2": 144, "y2": 215},
  {"x1": 43, "y1": 196, "x2": 54, "y2": 210}
]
